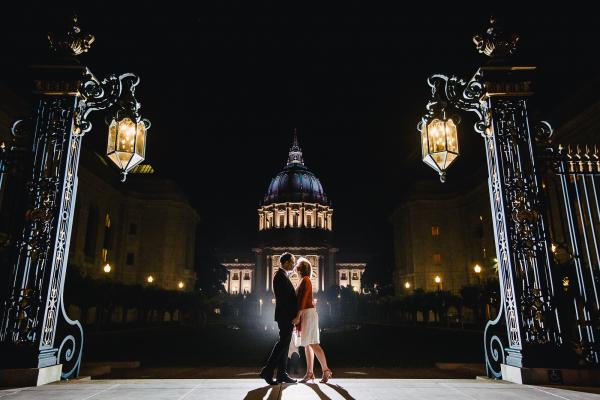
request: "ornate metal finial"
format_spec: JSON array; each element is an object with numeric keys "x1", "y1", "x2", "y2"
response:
[
  {"x1": 48, "y1": 15, "x2": 95, "y2": 56},
  {"x1": 473, "y1": 16, "x2": 519, "y2": 58},
  {"x1": 287, "y1": 128, "x2": 304, "y2": 165}
]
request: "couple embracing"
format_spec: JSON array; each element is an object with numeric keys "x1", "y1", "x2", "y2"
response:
[{"x1": 259, "y1": 252, "x2": 332, "y2": 385}]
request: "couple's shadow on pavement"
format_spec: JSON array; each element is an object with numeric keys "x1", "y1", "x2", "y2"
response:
[{"x1": 243, "y1": 383, "x2": 356, "y2": 400}]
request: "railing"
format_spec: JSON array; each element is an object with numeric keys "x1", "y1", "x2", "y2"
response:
[{"x1": 539, "y1": 142, "x2": 600, "y2": 365}]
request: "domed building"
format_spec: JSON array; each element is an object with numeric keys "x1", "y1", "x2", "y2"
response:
[{"x1": 222, "y1": 131, "x2": 366, "y2": 295}]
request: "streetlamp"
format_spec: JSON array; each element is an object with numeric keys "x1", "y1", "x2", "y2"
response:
[
  {"x1": 474, "y1": 264, "x2": 482, "y2": 285},
  {"x1": 0, "y1": 16, "x2": 151, "y2": 382},
  {"x1": 415, "y1": 17, "x2": 571, "y2": 381},
  {"x1": 404, "y1": 281, "x2": 411, "y2": 290},
  {"x1": 103, "y1": 263, "x2": 112, "y2": 274},
  {"x1": 434, "y1": 275, "x2": 442, "y2": 291}
]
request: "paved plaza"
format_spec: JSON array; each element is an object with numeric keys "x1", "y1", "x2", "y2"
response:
[{"x1": 1, "y1": 379, "x2": 600, "y2": 400}]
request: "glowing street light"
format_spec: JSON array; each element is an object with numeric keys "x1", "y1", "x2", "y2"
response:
[
  {"x1": 103, "y1": 263, "x2": 111, "y2": 273},
  {"x1": 405, "y1": 282, "x2": 411, "y2": 289},
  {"x1": 178, "y1": 281, "x2": 184, "y2": 289},
  {"x1": 474, "y1": 264, "x2": 482, "y2": 274},
  {"x1": 147, "y1": 275, "x2": 154, "y2": 283}
]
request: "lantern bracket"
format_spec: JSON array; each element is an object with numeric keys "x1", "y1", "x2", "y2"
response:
[
  {"x1": 421, "y1": 74, "x2": 486, "y2": 135},
  {"x1": 76, "y1": 72, "x2": 149, "y2": 135}
]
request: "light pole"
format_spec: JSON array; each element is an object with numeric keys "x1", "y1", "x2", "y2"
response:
[
  {"x1": 0, "y1": 16, "x2": 150, "y2": 382},
  {"x1": 416, "y1": 17, "x2": 570, "y2": 380},
  {"x1": 434, "y1": 275, "x2": 442, "y2": 291}
]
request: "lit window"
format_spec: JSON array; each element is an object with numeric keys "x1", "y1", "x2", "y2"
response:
[
  {"x1": 431, "y1": 225, "x2": 440, "y2": 237},
  {"x1": 433, "y1": 254, "x2": 441, "y2": 265},
  {"x1": 352, "y1": 273, "x2": 359, "y2": 280}
]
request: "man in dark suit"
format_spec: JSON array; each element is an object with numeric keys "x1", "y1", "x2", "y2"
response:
[{"x1": 259, "y1": 252, "x2": 298, "y2": 385}]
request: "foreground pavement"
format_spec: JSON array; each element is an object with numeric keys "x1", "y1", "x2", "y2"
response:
[{"x1": 1, "y1": 379, "x2": 600, "y2": 400}]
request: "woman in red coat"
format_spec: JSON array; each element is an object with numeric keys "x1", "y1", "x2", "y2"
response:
[{"x1": 292, "y1": 257, "x2": 333, "y2": 383}]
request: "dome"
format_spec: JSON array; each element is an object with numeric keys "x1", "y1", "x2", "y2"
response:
[{"x1": 263, "y1": 132, "x2": 329, "y2": 205}]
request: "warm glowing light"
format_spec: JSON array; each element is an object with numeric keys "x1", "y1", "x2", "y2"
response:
[
  {"x1": 353, "y1": 286, "x2": 359, "y2": 292},
  {"x1": 434, "y1": 276, "x2": 441, "y2": 284},
  {"x1": 271, "y1": 298, "x2": 276, "y2": 305},
  {"x1": 259, "y1": 299, "x2": 263, "y2": 305},
  {"x1": 562, "y1": 276, "x2": 570, "y2": 288},
  {"x1": 103, "y1": 264, "x2": 111, "y2": 273},
  {"x1": 420, "y1": 117, "x2": 459, "y2": 181},
  {"x1": 147, "y1": 275, "x2": 154, "y2": 283},
  {"x1": 107, "y1": 117, "x2": 148, "y2": 177},
  {"x1": 405, "y1": 282, "x2": 411, "y2": 289},
  {"x1": 474, "y1": 265, "x2": 482, "y2": 274},
  {"x1": 551, "y1": 243, "x2": 557, "y2": 253},
  {"x1": 178, "y1": 281, "x2": 184, "y2": 289}
]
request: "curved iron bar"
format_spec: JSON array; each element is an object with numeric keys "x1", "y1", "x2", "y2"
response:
[{"x1": 484, "y1": 300, "x2": 507, "y2": 378}]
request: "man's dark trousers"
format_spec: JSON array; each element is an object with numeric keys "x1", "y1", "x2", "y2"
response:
[{"x1": 264, "y1": 321, "x2": 293, "y2": 375}]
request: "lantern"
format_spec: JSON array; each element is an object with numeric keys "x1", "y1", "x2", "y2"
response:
[
  {"x1": 107, "y1": 116, "x2": 149, "y2": 181},
  {"x1": 419, "y1": 115, "x2": 459, "y2": 182}
]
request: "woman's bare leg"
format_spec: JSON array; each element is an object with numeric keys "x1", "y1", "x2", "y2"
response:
[
  {"x1": 309, "y1": 344, "x2": 329, "y2": 372},
  {"x1": 304, "y1": 345, "x2": 314, "y2": 375}
]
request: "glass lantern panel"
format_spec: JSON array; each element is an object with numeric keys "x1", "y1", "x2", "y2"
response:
[
  {"x1": 421, "y1": 129, "x2": 429, "y2": 159},
  {"x1": 107, "y1": 119, "x2": 118, "y2": 154},
  {"x1": 445, "y1": 119, "x2": 459, "y2": 153},
  {"x1": 430, "y1": 151, "x2": 447, "y2": 171},
  {"x1": 107, "y1": 150, "x2": 131, "y2": 170},
  {"x1": 423, "y1": 154, "x2": 440, "y2": 172},
  {"x1": 427, "y1": 119, "x2": 447, "y2": 155},
  {"x1": 116, "y1": 118, "x2": 137, "y2": 154},
  {"x1": 444, "y1": 152, "x2": 458, "y2": 169},
  {"x1": 134, "y1": 121, "x2": 146, "y2": 159}
]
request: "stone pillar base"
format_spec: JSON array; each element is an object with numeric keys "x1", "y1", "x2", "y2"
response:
[
  {"x1": 501, "y1": 363, "x2": 600, "y2": 386},
  {"x1": 0, "y1": 364, "x2": 62, "y2": 387}
]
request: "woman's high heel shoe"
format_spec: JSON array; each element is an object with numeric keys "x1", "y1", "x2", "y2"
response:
[
  {"x1": 320, "y1": 369, "x2": 332, "y2": 383},
  {"x1": 299, "y1": 372, "x2": 315, "y2": 383}
]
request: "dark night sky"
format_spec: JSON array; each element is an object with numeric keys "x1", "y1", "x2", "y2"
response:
[{"x1": 1, "y1": 2, "x2": 599, "y2": 281}]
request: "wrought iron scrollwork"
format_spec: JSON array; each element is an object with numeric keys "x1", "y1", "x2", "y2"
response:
[
  {"x1": 76, "y1": 72, "x2": 148, "y2": 135},
  {"x1": 424, "y1": 74, "x2": 486, "y2": 134}
]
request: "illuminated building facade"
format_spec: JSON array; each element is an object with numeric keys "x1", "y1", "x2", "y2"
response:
[{"x1": 222, "y1": 132, "x2": 366, "y2": 295}]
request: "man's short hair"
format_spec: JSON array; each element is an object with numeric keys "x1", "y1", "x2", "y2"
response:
[{"x1": 279, "y1": 252, "x2": 294, "y2": 266}]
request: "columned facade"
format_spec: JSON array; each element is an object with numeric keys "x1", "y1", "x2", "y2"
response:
[{"x1": 222, "y1": 132, "x2": 365, "y2": 295}]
